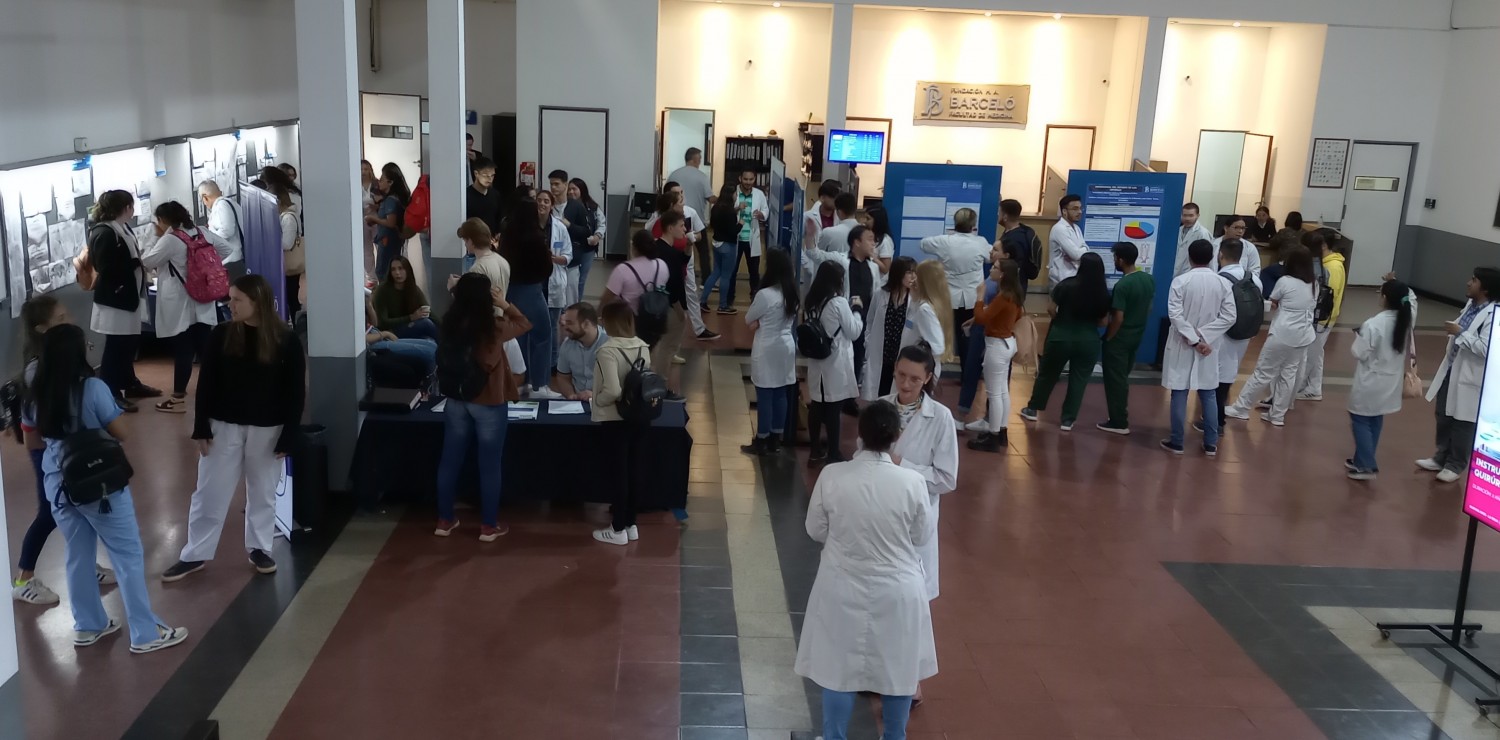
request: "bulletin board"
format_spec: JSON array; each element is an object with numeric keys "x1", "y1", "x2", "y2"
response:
[
  {"x1": 1066, "y1": 169, "x2": 1187, "y2": 364},
  {"x1": 0, "y1": 160, "x2": 97, "y2": 315},
  {"x1": 882, "y1": 162, "x2": 1002, "y2": 263},
  {"x1": 1307, "y1": 137, "x2": 1350, "y2": 189}
]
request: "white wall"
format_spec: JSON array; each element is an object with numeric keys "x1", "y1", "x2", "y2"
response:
[
  {"x1": 1254, "y1": 24, "x2": 1324, "y2": 215},
  {"x1": 848, "y1": 9, "x2": 1127, "y2": 211},
  {"x1": 1303, "y1": 26, "x2": 1449, "y2": 226},
  {"x1": 1424, "y1": 27, "x2": 1500, "y2": 243},
  {"x1": 516, "y1": 0, "x2": 657, "y2": 197},
  {"x1": 845, "y1": 0, "x2": 1449, "y2": 30},
  {"x1": 0, "y1": 0, "x2": 298, "y2": 166},
  {"x1": 355, "y1": 0, "x2": 518, "y2": 117},
  {"x1": 1096, "y1": 17, "x2": 1148, "y2": 171},
  {"x1": 1151, "y1": 24, "x2": 1268, "y2": 201},
  {"x1": 657, "y1": 1, "x2": 831, "y2": 193}
]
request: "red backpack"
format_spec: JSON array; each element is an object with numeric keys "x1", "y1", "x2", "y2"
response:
[{"x1": 171, "y1": 229, "x2": 229, "y2": 303}]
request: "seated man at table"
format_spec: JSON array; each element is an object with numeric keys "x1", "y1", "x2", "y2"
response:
[{"x1": 556, "y1": 302, "x2": 608, "y2": 400}]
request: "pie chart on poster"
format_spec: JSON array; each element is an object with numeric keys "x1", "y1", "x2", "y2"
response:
[{"x1": 1123, "y1": 221, "x2": 1154, "y2": 240}]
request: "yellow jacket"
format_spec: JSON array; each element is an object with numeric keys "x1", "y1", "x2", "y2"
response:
[{"x1": 1322, "y1": 252, "x2": 1347, "y2": 326}]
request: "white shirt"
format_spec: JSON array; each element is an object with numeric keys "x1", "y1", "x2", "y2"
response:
[
  {"x1": 1214, "y1": 236, "x2": 1262, "y2": 284},
  {"x1": 746, "y1": 286, "x2": 796, "y2": 387},
  {"x1": 1048, "y1": 217, "x2": 1087, "y2": 288},
  {"x1": 1266, "y1": 276, "x2": 1318, "y2": 347},
  {"x1": 666, "y1": 165, "x2": 712, "y2": 218},
  {"x1": 804, "y1": 296, "x2": 864, "y2": 403},
  {"x1": 794, "y1": 450, "x2": 937, "y2": 696},
  {"x1": 1349, "y1": 310, "x2": 1407, "y2": 417},
  {"x1": 1162, "y1": 267, "x2": 1237, "y2": 391},
  {"x1": 876, "y1": 234, "x2": 895, "y2": 261},
  {"x1": 817, "y1": 217, "x2": 860, "y2": 257},
  {"x1": 206, "y1": 198, "x2": 243, "y2": 265},
  {"x1": 919, "y1": 232, "x2": 990, "y2": 309},
  {"x1": 1215, "y1": 264, "x2": 1252, "y2": 384},
  {"x1": 139, "y1": 226, "x2": 235, "y2": 339},
  {"x1": 1173, "y1": 222, "x2": 1214, "y2": 277},
  {"x1": 881, "y1": 392, "x2": 958, "y2": 600}
]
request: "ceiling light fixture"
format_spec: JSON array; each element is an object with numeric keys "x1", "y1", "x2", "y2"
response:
[
  {"x1": 772, "y1": 1, "x2": 780, "y2": 6},
  {"x1": 1053, "y1": 12, "x2": 1062, "y2": 20},
  {"x1": 984, "y1": 11, "x2": 993, "y2": 16},
  {"x1": 1233, "y1": 21, "x2": 1242, "y2": 27}
]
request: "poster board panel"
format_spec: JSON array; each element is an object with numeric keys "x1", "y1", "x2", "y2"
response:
[{"x1": 882, "y1": 163, "x2": 1002, "y2": 263}]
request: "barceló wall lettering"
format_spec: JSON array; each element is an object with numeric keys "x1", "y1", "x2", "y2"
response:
[{"x1": 913, "y1": 81, "x2": 1031, "y2": 127}]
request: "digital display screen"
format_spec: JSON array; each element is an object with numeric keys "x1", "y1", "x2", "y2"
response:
[{"x1": 827, "y1": 129, "x2": 885, "y2": 165}]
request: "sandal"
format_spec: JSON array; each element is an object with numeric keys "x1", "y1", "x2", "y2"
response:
[{"x1": 155, "y1": 397, "x2": 187, "y2": 414}]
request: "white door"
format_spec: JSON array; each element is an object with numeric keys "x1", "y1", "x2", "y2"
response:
[
  {"x1": 541, "y1": 108, "x2": 608, "y2": 198},
  {"x1": 361, "y1": 93, "x2": 423, "y2": 178},
  {"x1": 662, "y1": 108, "x2": 714, "y2": 189},
  {"x1": 1341, "y1": 143, "x2": 1413, "y2": 286}
]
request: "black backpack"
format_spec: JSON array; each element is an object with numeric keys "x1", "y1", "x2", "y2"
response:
[
  {"x1": 616, "y1": 347, "x2": 667, "y2": 424},
  {"x1": 1021, "y1": 225, "x2": 1042, "y2": 281},
  {"x1": 1313, "y1": 262, "x2": 1336, "y2": 326},
  {"x1": 796, "y1": 303, "x2": 841, "y2": 360},
  {"x1": 435, "y1": 340, "x2": 489, "y2": 401},
  {"x1": 627, "y1": 262, "x2": 671, "y2": 346},
  {"x1": 56, "y1": 390, "x2": 133, "y2": 507},
  {"x1": 1221, "y1": 270, "x2": 1264, "y2": 341}
]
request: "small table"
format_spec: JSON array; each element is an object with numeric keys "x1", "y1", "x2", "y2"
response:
[{"x1": 351, "y1": 399, "x2": 692, "y2": 511}]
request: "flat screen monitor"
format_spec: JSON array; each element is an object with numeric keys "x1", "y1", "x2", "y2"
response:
[{"x1": 827, "y1": 129, "x2": 885, "y2": 165}]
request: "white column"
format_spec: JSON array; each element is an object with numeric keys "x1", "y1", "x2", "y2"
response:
[
  {"x1": 1132, "y1": 16, "x2": 1169, "y2": 167},
  {"x1": 428, "y1": 0, "x2": 466, "y2": 261},
  {"x1": 825, "y1": 3, "x2": 854, "y2": 130},
  {"x1": 295, "y1": 0, "x2": 365, "y2": 485}
]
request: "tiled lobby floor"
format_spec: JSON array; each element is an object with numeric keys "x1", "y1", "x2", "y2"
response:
[{"x1": 5, "y1": 265, "x2": 1500, "y2": 739}]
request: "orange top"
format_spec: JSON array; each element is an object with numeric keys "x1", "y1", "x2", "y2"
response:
[
  {"x1": 472, "y1": 303, "x2": 534, "y2": 405},
  {"x1": 974, "y1": 293, "x2": 1022, "y2": 340}
]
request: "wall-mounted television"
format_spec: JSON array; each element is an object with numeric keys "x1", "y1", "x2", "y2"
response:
[{"x1": 826, "y1": 129, "x2": 886, "y2": 165}]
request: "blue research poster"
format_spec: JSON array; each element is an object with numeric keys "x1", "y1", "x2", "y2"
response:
[
  {"x1": 899, "y1": 178, "x2": 983, "y2": 261},
  {"x1": 1080, "y1": 183, "x2": 1167, "y2": 286}
]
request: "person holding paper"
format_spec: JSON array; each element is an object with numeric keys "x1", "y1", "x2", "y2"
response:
[{"x1": 1048, "y1": 194, "x2": 1087, "y2": 289}]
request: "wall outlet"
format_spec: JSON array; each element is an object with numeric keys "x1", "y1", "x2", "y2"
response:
[
  {"x1": 73, "y1": 137, "x2": 88, "y2": 152},
  {"x1": 1424, "y1": 198, "x2": 1437, "y2": 209}
]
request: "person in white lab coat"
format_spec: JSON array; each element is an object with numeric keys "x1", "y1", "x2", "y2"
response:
[
  {"x1": 869, "y1": 205, "x2": 896, "y2": 274},
  {"x1": 726, "y1": 169, "x2": 769, "y2": 307},
  {"x1": 1417, "y1": 267, "x2": 1500, "y2": 482},
  {"x1": 1161, "y1": 239, "x2": 1237, "y2": 456},
  {"x1": 1172, "y1": 203, "x2": 1214, "y2": 278},
  {"x1": 795, "y1": 400, "x2": 936, "y2": 740},
  {"x1": 140, "y1": 201, "x2": 235, "y2": 413},
  {"x1": 1210, "y1": 239, "x2": 1257, "y2": 431},
  {"x1": 1213, "y1": 215, "x2": 1262, "y2": 285},
  {"x1": 1048, "y1": 194, "x2": 1087, "y2": 289},
  {"x1": 1224, "y1": 246, "x2": 1319, "y2": 428},
  {"x1": 803, "y1": 261, "x2": 864, "y2": 465},
  {"x1": 802, "y1": 180, "x2": 842, "y2": 283},
  {"x1": 815, "y1": 192, "x2": 860, "y2": 259},
  {"x1": 742, "y1": 249, "x2": 799, "y2": 455},
  {"x1": 920, "y1": 206, "x2": 990, "y2": 369},
  {"x1": 198, "y1": 180, "x2": 244, "y2": 278},
  {"x1": 1346, "y1": 280, "x2": 1416, "y2": 480},
  {"x1": 862, "y1": 258, "x2": 945, "y2": 401},
  {"x1": 536, "y1": 189, "x2": 574, "y2": 372}
]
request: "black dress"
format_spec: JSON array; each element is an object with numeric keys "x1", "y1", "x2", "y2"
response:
[{"x1": 878, "y1": 293, "x2": 909, "y2": 397}]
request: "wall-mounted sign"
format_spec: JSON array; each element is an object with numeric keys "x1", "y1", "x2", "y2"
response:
[
  {"x1": 913, "y1": 81, "x2": 1030, "y2": 127},
  {"x1": 1307, "y1": 137, "x2": 1350, "y2": 189}
]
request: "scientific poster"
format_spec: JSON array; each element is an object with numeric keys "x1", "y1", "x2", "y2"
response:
[
  {"x1": 29, "y1": 266, "x2": 52, "y2": 294},
  {"x1": 48, "y1": 258, "x2": 76, "y2": 290},
  {"x1": 900, "y1": 178, "x2": 983, "y2": 260},
  {"x1": 1079, "y1": 183, "x2": 1166, "y2": 280},
  {"x1": 71, "y1": 169, "x2": 91, "y2": 198},
  {"x1": 1468, "y1": 308, "x2": 1500, "y2": 530},
  {"x1": 21, "y1": 182, "x2": 51, "y2": 217}
]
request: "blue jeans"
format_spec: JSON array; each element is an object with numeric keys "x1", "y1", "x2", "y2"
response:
[
  {"x1": 375, "y1": 234, "x2": 402, "y2": 281},
  {"x1": 436, "y1": 400, "x2": 509, "y2": 526},
  {"x1": 507, "y1": 282, "x2": 553, "y2": 389},
  {"x1": 371, "y1": 337, "x2": 437, "y2": 375},
  {"x1": 1350, "y1": 413, "x2": 1384, "y2": 472},
  {"x1": 1170, "y1": 388, "x2": 1219, "y2": 448},
  {"x1": 702, "y1": 241, "x2": 737, "y2": 310},
  {"x1": 957, "y1": 322, "x2": 987, "y2": 413},
  {"x1": 822, "y1": 688, "x2": 913, "y2": 740},
  {"x1": 574, "y1": 250, "x2": 595, "y2": 302},
  {"x1": 51, "y1": 488, "x2": 166, "y2": 646},
  {"x1": 395, "y1": 317, "x2": 439, "y2": 341},
  {"x1": 549, "y1": 307, "x2": 563, "y2": 370},
  {"x1": 755, "y1": 385, "x2": 788, "y2": 438}
]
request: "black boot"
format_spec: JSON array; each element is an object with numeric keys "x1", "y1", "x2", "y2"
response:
[
  {"x1": 765, "y1": 436, "x2": 783, "y2": 454},
  {"x1": 967, "y1": 432, "x2": 1000, "y2": 452},
  {"x1": 740, "y1": 436, "x2": 768, "y2": 455}
]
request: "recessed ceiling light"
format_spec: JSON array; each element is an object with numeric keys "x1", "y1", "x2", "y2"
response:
[
  {"x1": 1053, "y1": 12, "x2": 1063, "y2": 20},
  {"x1": 984, "y1": 11, "x2": 992, "y2": 16},
  {"x1": 1233, "y1": 21, "x2": 1242, "y2": 27},
  {"x1": 771, "y1": 1, "x2": 780, "y2": 5}
]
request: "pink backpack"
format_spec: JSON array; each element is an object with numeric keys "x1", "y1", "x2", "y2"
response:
[{"x1": 172, "y1": 229, "x2": 229, "y2": 303}]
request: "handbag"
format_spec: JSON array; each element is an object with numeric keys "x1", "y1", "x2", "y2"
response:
[
  {"x1": 1403, "y1": 325, "x2": 1423, "y2": 399},
  {"x1": 284, "y1": 234, "x2": 306, "y2": 276},
  {"x1": 56, "y1": 389, "x2": 134, "y2": 507}
]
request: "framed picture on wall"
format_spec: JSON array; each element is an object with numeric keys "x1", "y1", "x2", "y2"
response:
[{"x1": 1308, "y1": 138, "x2": 1351, "y2": 189}]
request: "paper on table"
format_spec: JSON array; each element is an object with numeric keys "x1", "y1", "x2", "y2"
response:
[
  {"x1": 548, "y1": 401, "x2": 586, "y2": 415},
  {"x1": 431, "y1": 399, "x2": 448, "y2": 413},
  {"x1": 508, "y1": 401, "x2": 540, "y2": 420}
]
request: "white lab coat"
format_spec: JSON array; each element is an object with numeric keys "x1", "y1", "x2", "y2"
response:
[
  {"x1": 1427, "y1": 301, "x2": 1492, "y2": 423},
  {"x1": 206, "y1": 198, "x2": 243, "y2": 265},
  {"x1": 1349, "y1": 310, "x2": 1407, "y2": 417},
  {"x1": 817, "y1": 217, "x2": 860, "y2": 257},
  {"x1": 802, "y1": 206, "x2": 829, "y2": 283},
  {"x1": 920, "y1": 232, "x2": 990, "y2": 309},
  {"x1": 1215, "y1": 264, "x2": 1251, "y2": 384},
  {"x1": 546, "y1": 215, "x2": 573, "y2": 309},
  {"x1": 804, "y1": 243, "x2": 885, "y2": 298},
  {"x1": 733, "y1": 186, "x2": 769, "y2": 257},
  {"x1": 747, "y1": 286, "x2": 796, "y2": 388},
  {"x1": 1048, "y1": 217, "x2": 1087, "y2": 288},
  {"x1": 794, "y1": 451, "x2": 937, "y2": 696},
  {"x1": 805, "y1": 296, "x2": 864, "y2": 403},
  {"x1": 1172, "y1": 223, "x2": 1214, "y2": 277},
  {"x1": 1162, "y1": 268, "x2": 1237, "y2": 391},
  {"x1": 1214, "y1": 236, "x2": 1262, "y2": 284},
  {"x1": 860, "y1": 290, "x2": 946, "y2": 401},
  {"x1": 140, "y1": 226, "x2": 234, "y2": 339},
  {"x1": 882, "y1": 392, "x2": 959, "y2": 601}
]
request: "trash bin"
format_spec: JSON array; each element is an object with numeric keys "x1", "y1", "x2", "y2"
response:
[{"x1": 293, "y1": 424, "x2": 328, "y2": 528}]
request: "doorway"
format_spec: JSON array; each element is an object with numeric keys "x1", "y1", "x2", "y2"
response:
[
  {"x1": 361, "y1": 93, "x2": 423, "y2": 177},
  {"x1": 660, "y1": 108, "x2": 715, "y2": 189},
  {"x1": 540, "y1": 106, "x2": 608, "y2": 201},
  {"x1": 1039, "y1": 125, "x2": 1096, "y2": 214},
  {"x1": 1341, "y1": 142, "x2": 1415, "y2": 286},
  {"x1": 1191, "y1": 130, "x2": 1273, "y2": 226}
]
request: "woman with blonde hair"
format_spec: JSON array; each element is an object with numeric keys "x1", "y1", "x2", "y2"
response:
[{"x1": 913, "y1": 260, "x2": 955, "y2": 368}]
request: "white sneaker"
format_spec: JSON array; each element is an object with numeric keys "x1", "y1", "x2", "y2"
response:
[
  {"x1": 1415, "y1": 458, "x2": 1443, "y2": 472},
  {"x1": 1259, "y1": 412, "x2": 1286, "y2": 427},
  {"x1": 672, "y1": 355, "x2": 686, "y2": 365},
  {"x1": 13, "y1": 577, "x2": 60, "y2": 605},
  {"x1": 1297, "y1": 392, "x2": 1323, "y2": 402},
  {"x1": 627, "y1": 525, "x2": 640, "y2": 542},
  {"x1": 1224, "y1": 406, "x2": 1250, "y2": 421},
  {"x1": 1437, "y1": 469, "x2": 1462, "y2": 484},
  {"x1": 593, "y1": 527, "x2": 629, "y2": 546},
  {"x1": 964, "y1": 419, "x2": 990, "y2": 432},
  {"x1": 74, "y1": 618, "x2": 121, "y2": 647},
  {"x1": 530, "y1": 386, "x2": 563, "y2": 400},
  {"x1": 96, "y1": 566, "x2": 117, "y2": 586},
  {"x1": 131, "y1": 625, "x2": 189, "y2": 654}
]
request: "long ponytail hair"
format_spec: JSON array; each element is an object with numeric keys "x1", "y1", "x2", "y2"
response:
[
  {"x1": 28, "y1": 325, "x2": 94, "y2": 439},
  {"x1": 1382, "y1": 279, "x2": 1413, "y2": 354}
]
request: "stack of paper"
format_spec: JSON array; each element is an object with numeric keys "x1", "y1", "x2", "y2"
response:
[
  {"x1": 548, "y1": 401, "x2": 586, "y2": 415},
  {"x1": 508, "y1": 402, "x2": 540, "y2": 420}
]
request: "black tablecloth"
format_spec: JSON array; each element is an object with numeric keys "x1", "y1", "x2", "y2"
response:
[{"x1": 351, "y1": 400, "x2": 692, "y2": 511}]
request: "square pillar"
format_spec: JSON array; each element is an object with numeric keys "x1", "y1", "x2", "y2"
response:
[
  {"x1": 427, "y1": 0, "x2": 467, "y2": 311},
  {"x1": 1133, "y1": 17, "x2": 1169, "y2": 167}
]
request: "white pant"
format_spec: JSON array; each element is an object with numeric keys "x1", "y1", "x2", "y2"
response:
[
  {"x1": 684, "y1": 250, "x2": 707, "y2": 335},
  {"x1": 1296, "y1": 328, "x2": 1331, "y2": 397},
  {"x1": 983, "y1": 336, "x2": 1016, "y2": 434},
  {"x1": 1229, "y1": 336, "x2": 1308, "y2": 423},
  {"x1": 180, "y1": 420, "x2": 284, "y2": 562}
]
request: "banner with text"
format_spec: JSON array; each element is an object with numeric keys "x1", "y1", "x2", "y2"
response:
[
  {"x1": 1466, "y1": 307, "x2": 1500, "y2": 530},
  {"x1": 913, "y1": 82, "x2": 1030, "y2": 127}
]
